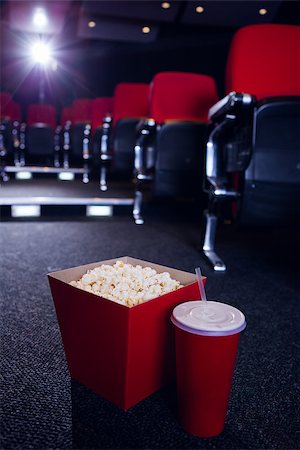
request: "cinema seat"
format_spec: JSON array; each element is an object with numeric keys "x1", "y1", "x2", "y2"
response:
[
  {"x1": 92, "y1": 97, "x2": 113, "y2": 135},
  {"x1": 202, "y1": 24, "x2": 300, "y2": 271},
  {"x1": 91, "y1": 97, "x2": 113, "y2": 191},
  {"x1": 112, "y1": 83, "x2": 149, "y2": 177},
  {"x1": 0, "y1": 93, "x2": 13, "y2": 157},
  {"x1": 58, "y1": 106, "x2": 72, "y2": 169},
  {"x1": 0, "y1": 92, "x2": 14, "y2": 180},
  {"x1": 25, "y1": 103, "x2": 56, "y2": 166},
  {"x1": 70, "y1": 98, "x2": 92, "y2": 182},
  {"x1": 133, "y1": 71, "x2": 218, "y2": 224},
  {"x1": 0, "y1": 97, "x2": 24, "y2": 176},
  {"x1": 0, "y1": 95, "x2": 18, "y2": 151},
  {"x1": 0, "y1": 92, "x2": 12, "y2": 119},
  {"x1": 10, "y1": 101, "x2": 24, "y2": 166}
]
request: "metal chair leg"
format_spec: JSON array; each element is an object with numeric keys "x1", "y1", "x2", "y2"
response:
[
  {"x1": 83, "y1": 162, "x2": 89, "y2": 184},
  {"x1": 54, "y1": 151, "x2": 60, "y2": 168},
  {"x1": 133, "y1": 190, "x2": 144, "y2": 225},
  {"x1": 14, "y1": 148, "x2": 20, "y2": 166},
  {"x1": 100, "y1": 166, "x2": 108, "y2": 192},
  {"x1": 202, "y1": 210, "x2": 226, "y2": 271},
  {"x1": 63, "y1": 150, "x2": 69, "y2": 169}
]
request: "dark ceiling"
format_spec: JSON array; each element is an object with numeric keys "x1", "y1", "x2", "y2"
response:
[
  {"x1": 0, "y1": 0, "x2": 299, "y2": 107},
  {"x1": 1, "y1": 0, "x2": 299, "y2": 47}
]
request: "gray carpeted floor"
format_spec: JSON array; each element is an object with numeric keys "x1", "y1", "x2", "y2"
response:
[{"x1": 1, "y1": 217, "x2": 299, "y2": 449}]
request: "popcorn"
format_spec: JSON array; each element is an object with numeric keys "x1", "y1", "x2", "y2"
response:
[{"x1": 69, "y1": 260, "x2": 183, "y2": 307}]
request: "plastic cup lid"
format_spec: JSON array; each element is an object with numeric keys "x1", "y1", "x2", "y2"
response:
[{"x1": 171, "y1": 301, "x2": 246, "y2": 336}]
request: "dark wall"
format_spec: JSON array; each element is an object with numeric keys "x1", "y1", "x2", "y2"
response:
[
  {"x1": 1, "y1": 28, "x2": 234, "y2": 111},
  {"x1": 1, "y1": 0, "x2": 299, "y2": 116},
  {"x1": 0, "y1": 15, "x2": 235, "y2": 115},
  {"x1": 77, "y1": 26, "x2": 235, "y2": 98}
]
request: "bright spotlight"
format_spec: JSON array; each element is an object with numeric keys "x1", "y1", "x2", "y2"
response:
[
  {"x1": 32, "y1": 8, "x2": 48, "y2": 28},
  {"x1": 31, "y1": 42, "x2": 51, "y2": 65}
]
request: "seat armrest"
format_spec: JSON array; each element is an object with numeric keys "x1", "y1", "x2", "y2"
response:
[
  {"x1": 83, "y1": 124, "x2": 91, "y2": 160},
  {"x1": 12, "y1": 120, "x2": 20, "y2": 149},
  {"x1": 136, "y1": 118, "x2": 156, "y2": 134},
  {"x1": 209, "y1": 92, "x2": 256, "y2": 122},
  {"x1": 19, "y1": 122, "x2": 26, "y2": 150},
  {"x1": 134, "y1": 118, "x2": 156, "y2": 180},
  {"x1": 99, "y1": 115, "x2": 112, "y2": 161},
  {"x1": 54, "y1": 125, "x2": 62, "y2": 148},
  {"x1": 205, "y1": 117, "x2": 242, "y2": 198},
  {"x1": 103, "y1": 115, "x2": 112, "y2": 125}
]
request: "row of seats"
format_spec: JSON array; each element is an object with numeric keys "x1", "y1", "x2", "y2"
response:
[
  {"x1": 1, "y1": 24, "x2": 299, "y2": 273},
  {"x1": 0, "y1": 93, "x2": 22, "y2": 170},
  {"x1": 200, "y1": 24, "x2": 300, "y2": 270},
  {"x1": 0, "y1": 96, "x2": 113, "y2": 172},
  {"x1": 126, "y1": 23, "x2": 300, "y2": 270},
  {"x1": 101, "y1": 23, "x2": 299, "y2": 270},
  {"x1": 0, "y1": 72, "x2": 219, "y2": 190}
]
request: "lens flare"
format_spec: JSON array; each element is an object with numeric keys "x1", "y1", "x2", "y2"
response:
[{"x1": 31, "y1": 42, "x2": 51, "y2": 65}]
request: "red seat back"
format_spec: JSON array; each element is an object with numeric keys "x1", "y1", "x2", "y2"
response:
[
  {"x1": 91, "y1": 97, "x2": 114, "y2": 130},
  {"x1": 0, "y1": 92, "x2": 13, "y2": 119},
  {"x1": 112, "y1": 83, "x2": 149, "y2": 125},
  {"x1": 150, "y1": 72, "x2": 219, "y2": 124},
  {"x1": 11, "y1": 102, "x2": 22, "y2": 122},
  {"x1": 61, "y1": 106, "x2": 72, "y2": 126},
  {"x1": 226, "y1": 24, "x2": 300, "y2": 99},
  {"x1": 27, "y1": 104, "x2": 56, "y2": 128},
  {"x1": 72, "y1": 99, "x2": 92, "y2": 124}
]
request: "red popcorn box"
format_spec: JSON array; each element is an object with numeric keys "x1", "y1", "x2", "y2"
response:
[{"x1": 48, "y1": 256, "x2": 202, "y2": 410}]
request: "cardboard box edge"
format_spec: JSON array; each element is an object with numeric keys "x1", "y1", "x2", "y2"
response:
[{"x1": 47, "y1": 256, "x2": 201, "y2": 285}]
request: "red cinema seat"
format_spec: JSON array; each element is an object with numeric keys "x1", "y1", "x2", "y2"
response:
[
  {"x1": 70, "y1": 98, "x2": 92, "y2": 162},
  {"x1": 10, "y1": 101, "x2": 24, "y2": 164},
  {"x1": 225, "y1": 24, "x2": 300, "y2": 100},
  {"x1": 27, "y1": 104, "x2": 56, "y2": 129},
  {"x1": 202, "y1": 24, "x2": 300, "y2": 271},
  {"x1": 0, "y1": 95, "x2": 23, "y2": 169},
  {"x1": 66, "y1": 98, "x2": 93, "y2": 182},
  {"x1": 113, "y1": 83, "x2": 149, "y2": 126},
  {"x1": 151, "y1": 71, "x2": 218, "y2": 195},
  {"x1": 72, "y1": 98, "x2": 92, "y2": 125},
  {"x1": 151, "y1": 72, "x2": 218, "y2": 124},
  {"x1": 0, "y1": 92, "x2": 13, "y2": 120},
  {"x1": 112, "y1": 83, "x2": 149, "y2": 175},
  {"x1": 61, "y1": 106, "x2": 72, "y2": 127},
  {"x1": 11, "y1": 101, "x2": 22, "y2": 123},
  {"x1": 91, "y1": 97, "x2": 113, "y2": 132},
  {"x1": 52, "y1": 106, "x2": 73, "y2": 169},
  {"x1": 26, "y1": 103, "x2": 56, "y2": 165},
  {"x1": 91, "y1": 98, "x2": 114, "y2": 189},
  {"x1": 0, "y1": 93, "x2": 14, "y2": 178},
  {"x1": 132, "y1": 72, "x2": 218, "y2": 224}
]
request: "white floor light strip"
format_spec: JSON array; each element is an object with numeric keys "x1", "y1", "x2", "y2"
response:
[
  {"x1": 15, "y1": 171, "x2": 33, "y2": 180},
  {"x1": 86, "y1": 205, "x2": 113, "y2": 217},
  {"x1": 11, "y1": 205, "x2": 41, "y2": 218},
  {"x1": 58, "y1": 172, "x2": 75, "y2": 181}
]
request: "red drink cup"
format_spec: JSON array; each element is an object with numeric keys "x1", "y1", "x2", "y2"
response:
[{"x1": 171, "y1": 301, "x2": 246, "y2": 437}]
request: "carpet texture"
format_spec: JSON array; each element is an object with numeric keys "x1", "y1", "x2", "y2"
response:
[{"x1": 1, "y1": 218, "x2": 299, "y2": 449}]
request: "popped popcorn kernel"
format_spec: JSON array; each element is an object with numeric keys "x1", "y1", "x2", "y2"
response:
[{"x1": 69, "y1": 260, "x2": 183, "y2": 307}]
